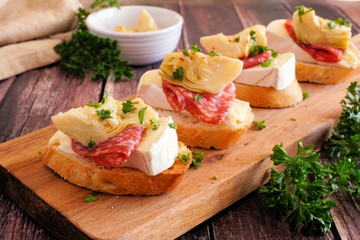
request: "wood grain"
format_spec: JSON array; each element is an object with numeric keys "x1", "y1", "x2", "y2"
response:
[{"x1": 1, "y1": 1, "x2": 360, "y2": 239}]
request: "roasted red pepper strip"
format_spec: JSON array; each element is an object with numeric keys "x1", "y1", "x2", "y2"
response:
[{"x1": 284, "y1": 18, "x2": 342, "y2": 63}]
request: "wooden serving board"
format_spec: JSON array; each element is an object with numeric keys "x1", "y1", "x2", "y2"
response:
[{"x1": 1, "y1": 37, "x2": 359, "y2": 239}]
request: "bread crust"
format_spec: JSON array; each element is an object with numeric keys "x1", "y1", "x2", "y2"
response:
[
  {"x1": 234, "y1": 79, "x2": 303, "y2": 108},
  {"x1": 43, "y1": 142, "x2": 192, "y2": 196},
  {"x1": 296, "y1": 62, "x2": 358, "y2": 84},
  {"x1": 156, "y1": 108, "x2": 254, "y2": 149}
]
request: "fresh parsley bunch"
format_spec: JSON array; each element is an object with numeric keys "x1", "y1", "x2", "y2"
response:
[
  {"x1": 323, "y1": 82, "x2": 360, "y2": 158},
  {"x1": 259, "y1": 140, "x2": 360, "y2": 234},
  {"x1": 54, "y1": 1, "x2": 133, "y2": 82}
]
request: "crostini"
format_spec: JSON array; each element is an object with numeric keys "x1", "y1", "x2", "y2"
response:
[
  {"x1": 44, "y1": 95, "x2": 192, "y2": 196},
  {"x1": 137, "y1": 48, "x2": 254, "y2": 149},
  {"x1": 200, "y1": 25, "x2": 303, "y2": 108},
  {"x1": 266, "y1": 5, "x2": 360, "y2": 84}
]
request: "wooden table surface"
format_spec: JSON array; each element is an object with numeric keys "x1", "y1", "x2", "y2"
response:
[{"x1": 1, "y1": 0, "x2": 360, "y2": 239}]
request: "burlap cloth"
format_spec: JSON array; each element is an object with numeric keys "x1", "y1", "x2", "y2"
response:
[{"x1": 0, "y1": 0, "x2": 82, "y2": 80}]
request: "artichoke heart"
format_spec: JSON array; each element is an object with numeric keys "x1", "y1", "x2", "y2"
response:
[
  {"x1": 200, "y1": 25, "x2": 267, "y2": 59},
  {"x1": 159, "y1": 51, "x2": 243, "y2": 94},
  {"x1": 136, "y1": 9, "x2": 159, "y2": 32},
  {"x1": 293, "y1": 8, "x2": 351, "y2": 50},
  {"x1": 52, "y1": 96, "x2": 158, "y2": 146}
]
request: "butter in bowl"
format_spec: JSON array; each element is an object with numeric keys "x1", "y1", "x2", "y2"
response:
[{"x1": 86, "y1": 6, "x2": 183, "y2": 65}]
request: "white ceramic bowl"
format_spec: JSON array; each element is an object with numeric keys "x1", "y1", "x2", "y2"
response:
[{"x1": 86, "y1": 6, "x2": 183, "y2": 65}]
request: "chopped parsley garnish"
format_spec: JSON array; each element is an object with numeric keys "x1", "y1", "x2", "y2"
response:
[
  {"x1": 191, "y1": 151, "x2": 204, "y2": 169},
  {"x1": 87, "y1": 101, "x2": 102, "y2": 109},
  {"x1": 328, "y1": 21, "x2": 335, "y2": 29},
  {"x1": 254, "y1": 120, "x2": 266, "y2": 130},
  {"x1": 303, "y1": 91, "x2": 310, "y2": 99},
  {"x1": 260, "y1": 59, "x2": 274, "y2": 67},
  {"x1": 295, "y1": 5, "x2": 313, "y2": 23},
  {"x1": 213, "y1": 175, "x2": 219, "y2": 180},
  {"x1": 85, "y1": 194, "x2": 98, "y2": 202},
  {"x1": 182, "y1": 49, "x2": 189, "y2": 56},
  {"x1": 138, "y1": 107, "x2": 147, "y2": 124},
  {"x1": 271, "y1": 50, "x2": 278, "y2": 58},
  {"x1": 96, "y1": 109, "x2": 113, "y2": 120},
  {"x1": 194, "y1": 93, "x2": 203, "y2": 101},
  {"x1": 208, "y1": 50, "x2": 220, "y2": 57},
  {"x1": 173, "y1": 67, "x2": 184, "y2": 80},
  {"x1": 191, "y1": 44, "x2": 201, "y2": 54},
  {"x1": 250, "y1": 30, "x2": 257, "y2": 44},
  {"x1": 150, "y1": 120, "x2": 160, "y2": 130},
  {"x1": 177, "y1": 152, "x2": 190, "y2": 164},
  {"x1": 168, "y1": 122, "x2": 177, "y2": 129},
  {"x1": 290, "y1": 118, "x2": 296, "y2": 121},
  {"x1": 235, "y1": 37, "x2": 240, "y2": 42},
  {"x1": 249, "y1": 45, "x2": 268, "y2": 57},
  {"x1": 334, "y1": 18, "x2": 352, "y2": 28},
  {"x1": 122, "y1": 100, "x2": 136, "y2": 113},
  {"x1": 88, "y1": 137, "x2": 96, "y2": 150}
]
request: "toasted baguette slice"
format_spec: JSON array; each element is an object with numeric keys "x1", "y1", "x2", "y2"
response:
[
  {"x1": 296, "y1": 62, "x2": 357, "y2": 84},
  {"x1": 43, "y1": 142, "x2": 192, "y2": 196},
  {"x1": 234, "y1": 78, "x2": 303, "y2": 108},
  {"x1": 155, "y1": 107, "x2": 254, "y2": 149}
]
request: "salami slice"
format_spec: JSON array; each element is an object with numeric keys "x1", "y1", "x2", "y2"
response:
[
  {"x1": 284, "y1": 18, "x2": 342, "y2": 63},
  {"x1": 240, "y1": 51, "x2": 272, "y2": 69},
  {"x1": 72, "y1": 126, "x2": 145, "y2": 167},
  {"x1": 162, "y1": 79, "x2": 235, "y2": 124}
]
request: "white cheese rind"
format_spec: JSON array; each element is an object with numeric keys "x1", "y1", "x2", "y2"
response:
[
  {"x1": 234, "y1": 52, "x2": 295, "y2": 90},
  {"x1": 125, "y1": 117, "x2": 177, "y2": 176},
  {"x1": 137, "y1": 69, "x2": 173, "y2": 111},
  {"x1": 266, "y1": 19, "x2": 360, "y2": 69}
]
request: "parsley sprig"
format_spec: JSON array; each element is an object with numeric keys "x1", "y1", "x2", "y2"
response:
[
  {"x1": 323, "y1": 82, "x2": 360, "y2": 158},
  {"x1": 54, "y1": 2, "x2": 133, "y2": 82},
  {"x1": 259, "y1": 140, "x2": 360, "y2": 234}
]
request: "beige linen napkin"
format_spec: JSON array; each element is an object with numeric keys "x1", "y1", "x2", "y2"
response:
[{"x1": 0, "y1": 0, "x2": 82, "y2": 81}]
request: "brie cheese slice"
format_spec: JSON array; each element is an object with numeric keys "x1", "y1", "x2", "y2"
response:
[{"x1": 234, "y1": 52, "x2": 295, "y2": 90}]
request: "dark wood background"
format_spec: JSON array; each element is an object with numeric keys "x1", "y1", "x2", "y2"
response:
[{"x1": 1, "y1": 0, "x2": 360, "y2": 239}]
